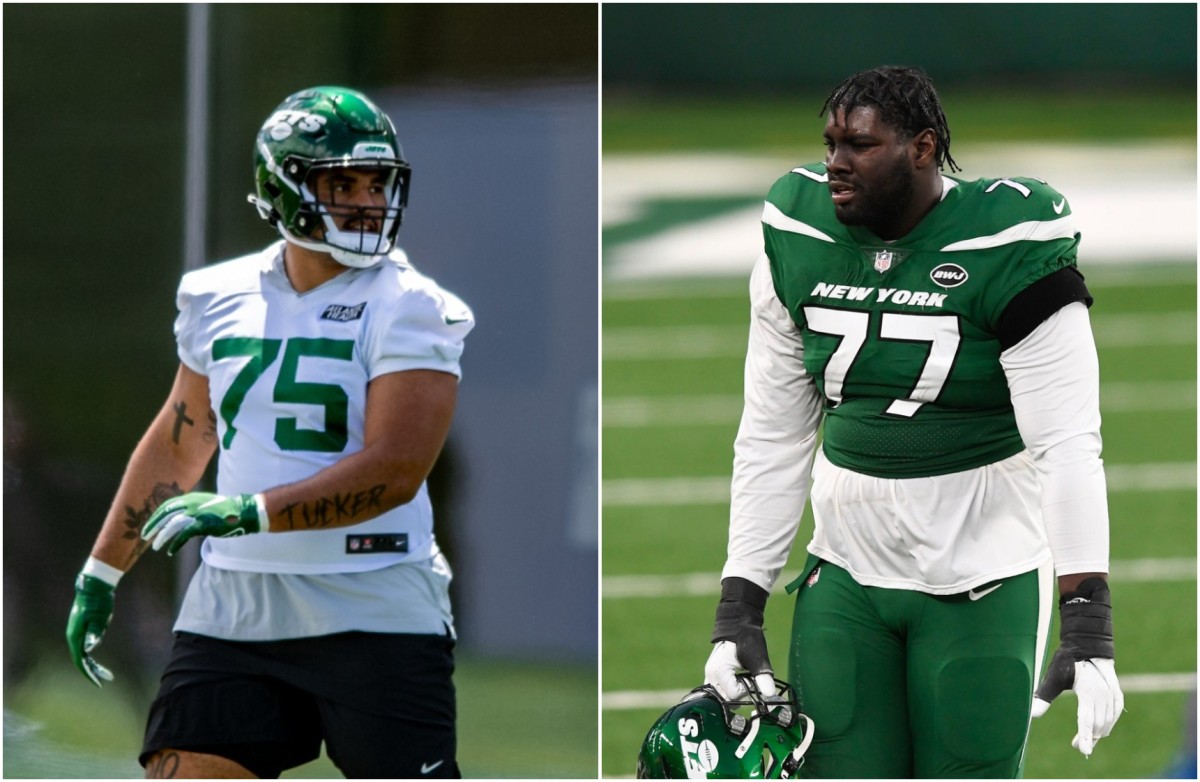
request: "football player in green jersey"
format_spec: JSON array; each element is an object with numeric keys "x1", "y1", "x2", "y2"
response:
[{"x1": 704, "y1": 66, "x2": 1123, "y2": 777}]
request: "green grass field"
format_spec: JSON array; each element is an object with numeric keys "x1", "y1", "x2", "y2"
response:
[
  {"x1": 601, "y1": 92, "x2": 1196, "y2": 778},
  {"x1": 4, "y1": 656, "x2": 597, "y2": 778}
]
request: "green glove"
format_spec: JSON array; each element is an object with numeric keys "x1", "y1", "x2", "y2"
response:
[
  {"x1": 141, "y1": 492, "x2": 267, "y2": 557},
  {"x1": 66, "y1": 573, "x2": 117, "y2": 687}
]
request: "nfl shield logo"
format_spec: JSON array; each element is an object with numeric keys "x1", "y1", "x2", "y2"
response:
[{"x1": 874, "y1": 250, "x2": 893, "y2": 272}]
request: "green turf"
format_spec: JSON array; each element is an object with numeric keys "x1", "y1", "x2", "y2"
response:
[
  {"x1": 1087, "y1": 274, "x2": 1197, "y2": 313},
  {"x1": 1104, "y1": 411, "x2": 1194, "y2": 461},
  {"x1": 602, "y1": 505, "x2": 749, "y2": 576},
  {"x1": 3, "y1": 656, "x2": 597, "y2": 779},
  {"x1": 1109, "y1": 493, "x2": 1198, "y2": 561},
  {"x1": 604, "y1": 427, "x2": 737, "y2": 478},
  {"x1": 603, "y1": 356, "x2": 746, "y2": 398}
]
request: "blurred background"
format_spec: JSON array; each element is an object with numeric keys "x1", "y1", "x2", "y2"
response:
[
  {"x1": 4, "y1": 3, "x2": 597, "y2": 777},
  {"x1": 601, "y1": 3, "x2": 1196, "y2": 779}
]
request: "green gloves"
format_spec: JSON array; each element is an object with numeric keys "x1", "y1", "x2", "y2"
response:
[
  {"x1": 66, "y1": 571, "x2": 117, "y2": 687},
  {"x1": 66, "y1": 493, "x2": 265, "y2": 686},
  {"x1": 141, "y1": 492, "x2": 267, "y2": 556}
]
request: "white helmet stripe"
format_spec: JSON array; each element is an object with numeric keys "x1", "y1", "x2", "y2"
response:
[{"x1": 259, "y1": 141, "x2": 301, "y2": 194}]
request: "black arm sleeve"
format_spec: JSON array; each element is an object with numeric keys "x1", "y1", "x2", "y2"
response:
[
  {"x1": 712, "y1": 576, "x2": 769, "y2": 642},
  {"x1": 995, "y1": 267, "x2": 1093, "y2": 351},
  {"x1": 711, "y1": 576, "x2": 774, "y2": 675}
]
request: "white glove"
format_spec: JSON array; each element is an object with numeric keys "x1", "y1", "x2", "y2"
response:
[
  {"x1": 1032, "y1": 577, "x2": 1122, "y2": 757},
  {"x1": 704, "y1": 640, "x2": 777, "y2": 701},
  {"x1": 1031, "y1": 657, "x2": 1123, "y2": 757}
]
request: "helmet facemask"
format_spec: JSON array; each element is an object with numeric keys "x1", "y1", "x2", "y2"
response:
[{"x1": 293, "y1": 157, "x2": 409, "y2": 268}]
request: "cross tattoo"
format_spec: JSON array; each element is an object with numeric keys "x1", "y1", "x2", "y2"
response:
[{"x1": 172, "y1": 401, "x2": 195, "y2": 444}]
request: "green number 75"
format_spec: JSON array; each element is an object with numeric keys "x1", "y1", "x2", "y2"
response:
[{"x1": 212, "y1": 337, "x2": 354, "y2": 452}]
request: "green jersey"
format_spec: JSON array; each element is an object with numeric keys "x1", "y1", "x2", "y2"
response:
[{"x1": 763, "y1": 164, "x2": 1082, "y2": 478}]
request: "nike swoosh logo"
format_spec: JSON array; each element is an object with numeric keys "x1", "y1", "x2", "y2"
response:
[
  {"x1": 444, "y1": 317, "x2": 470, "y2": 325},
  {"x1": 421, "y1": 760, "x2": 445, "y2": 775},
  {"x1": 968, "y1": 583, "x2": 1003, "y2": 601},
  {"x1": 1052, "y1": 199, "x2": 1066, "y2": 214}
]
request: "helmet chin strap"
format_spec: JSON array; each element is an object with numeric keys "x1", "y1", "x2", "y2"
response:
[
  {"x1": 734, "y1": 713, "x2": 761, "y2": 759},
  {"x1": 273, "y1": 223, "x2": 386, "y2": 269},
  {"x1": 778, "y1": 714, "x2": 816, "y2": 779},
  {"x1": 329, "y1": 246, "x2": 386, "y2": 269}
]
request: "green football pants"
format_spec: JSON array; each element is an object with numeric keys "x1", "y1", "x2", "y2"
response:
[{"x1": 785, "y1": 555, "x2": 1053, "y2": 778}]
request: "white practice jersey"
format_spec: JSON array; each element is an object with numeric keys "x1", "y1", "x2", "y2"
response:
[
  {"x1": 174, "y1": 552, "x2": 456, "y2": 641},
  {"x1": 175, "y1": 240, "x2": 473, "y2": 575}
]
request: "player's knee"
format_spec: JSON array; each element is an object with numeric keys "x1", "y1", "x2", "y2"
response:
[
  {"x1": 790, "y1": 628, "x2": 915, "y2": 777},
  {"x1": 935, "y1": 655, "x2": 1031, "y2": 765}
]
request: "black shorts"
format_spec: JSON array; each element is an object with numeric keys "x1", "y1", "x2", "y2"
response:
[{"x1": 141, "y1": 630, "x2": 458, "y2": 778}]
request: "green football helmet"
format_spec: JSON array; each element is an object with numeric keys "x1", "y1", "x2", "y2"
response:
[
  {"x1": 637, "y1": 677, "x2": 814, "y2": 779},
  {"x1": 248, "y1": 85, "x2": 411, "y2": 268}
]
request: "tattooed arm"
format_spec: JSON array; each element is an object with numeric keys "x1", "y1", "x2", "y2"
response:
[
  {"x1": 263, "y1": 369, "x2": 458, "y2": 532},
  {"x1": 89, "y1": 364, "x2": 218, "y2": 572},
  {"x1": 67, "y1": 364, "x2": 216, "y2": 686}
]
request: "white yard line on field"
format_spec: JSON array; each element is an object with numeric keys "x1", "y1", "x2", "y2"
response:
[
  {"x1": 604, "y1": 312, "x2": 1195, "y2": 361},
  {"x1": 602, "y1": 462, "x2": 1196, "y2": 507},
  {"x1": 1091, "y1": 312, "x2": 1198, "y2": 347},
  {"x1": 603, "y1": 381, "x2": 1195, "y2": 427},
  {"x1": 602, "y1": 671, "x2": 1198, "y2": 710},
  {"x1": 603, "y1": 558, "x2": 1195, "y2": 600},
  {"x1": 604, "y1": 324, "x2": 745, "y2": 360},
  {"x1": 604, "y1": 262, "x2": 1197, "y2": 301},
  {"x1": 603, "y1": 145, "x2": 1196, "y2": 280},
  {"x1": 604, "y1": 394, "x2": 741, "y2": 427}
]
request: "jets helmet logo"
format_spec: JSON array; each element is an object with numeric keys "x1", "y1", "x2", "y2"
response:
[
  {"x1": 678, "y1": 717, "x2": 721, "y2": 776},
  {"x1": 264, "y1": 110, "x2": 328, "y2": 140}
]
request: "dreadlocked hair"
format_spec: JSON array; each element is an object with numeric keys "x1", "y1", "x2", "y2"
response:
[{"x1": 820, "y1": 65, "x2": 961, "y2": 173}]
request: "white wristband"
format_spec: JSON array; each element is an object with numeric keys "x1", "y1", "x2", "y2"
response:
[
  {"x1": 253, "y1": 493, "x2": 270, "y2": 533},
  {"x1": 82, "y1": 556, "x2": 124, "y2": 587}
]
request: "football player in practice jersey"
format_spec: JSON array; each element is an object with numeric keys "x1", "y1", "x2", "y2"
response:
[
  {"x1": 66, "y1": 86, "x2": 473, "y2": 778},
  {"x1": 703, "y1": 66, "x2": 1123, "y2": 777}
]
